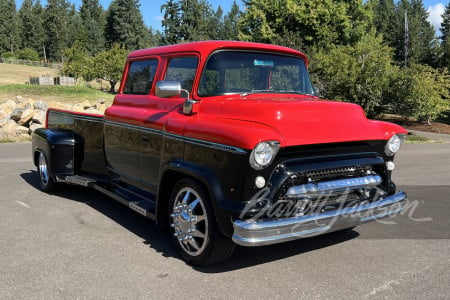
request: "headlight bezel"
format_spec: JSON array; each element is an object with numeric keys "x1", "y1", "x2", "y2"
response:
[
  {"x1": 385, "y1": 134, "x2": 406, "y2": 156},
  {"x1": 249, "y1": 141, "x2": 280, "y2": 170}
]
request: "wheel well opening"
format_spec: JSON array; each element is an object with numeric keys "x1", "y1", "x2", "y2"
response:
[{"x1": 157, "y1": 171, "x2": 209, "y2": 230}]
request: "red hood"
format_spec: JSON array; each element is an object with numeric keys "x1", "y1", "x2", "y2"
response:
[{"x1": 217, "y1": 96, "x2": 407, "y2": 147}]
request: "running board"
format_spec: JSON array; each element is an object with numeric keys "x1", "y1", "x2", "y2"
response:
[
  {"x1": 59, "y1": 175, "x2": 156, "y2": 220},
  {"x1": 64, "y1": 175, "x2": 97, "y2": 187}
]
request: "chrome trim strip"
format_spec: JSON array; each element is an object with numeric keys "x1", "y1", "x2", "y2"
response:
[
  {"x1": 285, "y1": 175, "x2": 382, "y2": 198},
  {"x1": 104, "y1": 120, "x2": 247, "y2": 154},
  {"x1": 232, "y1": 191, "x2": 407, "y2": 246}
]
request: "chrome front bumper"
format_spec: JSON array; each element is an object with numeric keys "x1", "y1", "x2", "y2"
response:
[{"x1": 232, "y1": 191, "x2": 407, "y2": 246}]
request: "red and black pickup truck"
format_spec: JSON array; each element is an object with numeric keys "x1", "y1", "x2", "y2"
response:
[{"x1": 32, "y1": 41, "x2": 408, "y2": 266}]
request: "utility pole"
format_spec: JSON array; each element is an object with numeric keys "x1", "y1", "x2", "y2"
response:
[{"x1": 404, "y1": 10, "x2": 409, "y2": 68}]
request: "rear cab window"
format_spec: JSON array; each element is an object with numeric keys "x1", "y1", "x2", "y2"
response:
[{"x1": 124, "y1": 59, "x2": 159, "y2": 95}]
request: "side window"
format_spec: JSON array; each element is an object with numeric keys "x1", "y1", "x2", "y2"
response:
[
  {"x1": 165, "y1": 57, "x2": 198, "y2": 92},
  {"x1": 124, "y1": 60, "x2": 158, "y2": 95}
]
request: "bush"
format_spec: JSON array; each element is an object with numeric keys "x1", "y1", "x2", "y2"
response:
[
  {"x1": 387, "y1": 64, "x2": 450, "y2": 124},
  {"x1": 16, "y1": 48, "x2": 40, "y2": 61}
]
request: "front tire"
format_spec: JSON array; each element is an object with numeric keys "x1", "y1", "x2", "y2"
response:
[
  {"x1": 37, "y1": 151, "x2": 56, "y2": 192},
  {"x1": 169, "y1": 178, "x2": 235, "y2": 266}
]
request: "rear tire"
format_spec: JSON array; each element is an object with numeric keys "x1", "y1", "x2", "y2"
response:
[
  {"x1": 37, "y1": 151, "x2": 56, "y2": 192},
  {"x1": 169, "y1": 178, "x2": 235, "y2": 266}
]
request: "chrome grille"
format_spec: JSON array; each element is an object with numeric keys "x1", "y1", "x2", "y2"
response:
[{"x1": 305, "y1": 165, "x2": 372, "y2": 181}]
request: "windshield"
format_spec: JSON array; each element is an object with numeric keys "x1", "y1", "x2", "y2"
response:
[{"x1": 198, "y1": 51, "x2": 315, "y2": 97}]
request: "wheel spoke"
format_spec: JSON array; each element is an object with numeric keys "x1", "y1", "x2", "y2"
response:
[
  {"x1": 193, "y1": 214, "x2": 205, "y2": 224},
  {"x1": 189, "y1": 198, "x2": 200, "y2": 210},
  {"x1": 192, "y1": 230, "x2": 205, "y2": 239},
  {"x1": 181, "y1": 191, "x2": 191, "y2": 204},
  {"x1": 187, "y1": 238, "x2": 200, "y2": 251}
]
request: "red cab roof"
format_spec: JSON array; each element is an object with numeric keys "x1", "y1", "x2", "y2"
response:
[{"x1": 127, "y1": 40, "x2": 308, "y2": 65}]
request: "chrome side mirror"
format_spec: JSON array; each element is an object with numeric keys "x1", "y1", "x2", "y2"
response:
[{"x1": 155, "y1": 80, "x2": 182, "y2": 98}]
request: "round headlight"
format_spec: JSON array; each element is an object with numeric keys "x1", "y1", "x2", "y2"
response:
[
  {"x1": 250, "y1": 141, "x2": 280, "y2": 170},
  {"x1": 385, "y1": 134, "x2": 405, "y2": 156}
]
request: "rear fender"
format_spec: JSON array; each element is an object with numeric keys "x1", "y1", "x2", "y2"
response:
[{"x1": 32, "y1": 128, "x2": 84, "y2": 177}]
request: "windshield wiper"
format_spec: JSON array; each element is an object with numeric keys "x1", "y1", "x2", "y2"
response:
[{"x1": 241, "y1": 90, "x2": 273, "y2": 96}]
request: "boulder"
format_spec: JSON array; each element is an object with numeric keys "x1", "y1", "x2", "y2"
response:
[
  {"x1": 48, "y1": 101, "x2": 70, "y2": 110},
  {"x1": 1, "y1": 100, "x2": 16, "y2": 116},
  {"x1": 79, "y1": 100, "x2": 92, "y2": 109},
  {"x1": 18, "y1": 106, "x2": 35, "y2": 126},
  {"x1": 0, "y1": 118, "x2": 9, "y2": 128},
  {"x1": 95, "y1": 103, "x2": 107, "y2": 114},
  {"x1": 32, "y1": 110, "x2": 46, "y2": 125},
  {"x1": 0, "y1": 109, "x2": 6, "y2": 120},
  {"x1": 33, "y1": 101, "x2": 48, "y2": 111},
  {"x1": 72, "y1": 105, "x2": 85, "y2": 113},
  {"x1": 2, "y1": 120, "x2": 18, "y2": 138},
  {"x1": 16, "y1": 125, "x2": 30, "y2": 136},
  {"x1": 10, "y1": 107, "x2": 25, "y2": 121},
  {"x1": 29, "y1": 123, "x2": 44, "y2": 133},
  {"x1": 15, "y1": 95, "x2": 24, "y2": 103},
  {"x1": 84, "y1": 107, "x2": 102, "y2": 115}
]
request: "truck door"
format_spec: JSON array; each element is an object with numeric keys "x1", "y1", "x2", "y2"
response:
[
  {"x1": 104, "y1": 59, "x2": 158, "y2": 184},
  {"x1": 140, "y1": 56, "x2": 199, "y2": 190}
]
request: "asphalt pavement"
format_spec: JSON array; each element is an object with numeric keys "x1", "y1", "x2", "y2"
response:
[{"x1": 0, "y1": 142, "x2": 449, "y2": 299}]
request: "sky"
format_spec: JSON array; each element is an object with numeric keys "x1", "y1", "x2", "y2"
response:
[{"x1": 15, "y1": 0, "x2": 447, "y2": 35}]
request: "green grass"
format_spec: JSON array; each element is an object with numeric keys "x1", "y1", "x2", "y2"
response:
[
  {"x1": 0, "y1": 84, "x2": 114, "y2": 105},
  {"x1": 405, "y1": 134, "x2": 445, "y2": 144}
]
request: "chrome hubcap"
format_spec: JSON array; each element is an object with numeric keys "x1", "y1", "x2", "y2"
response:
[
  {"x1": 171, "y1": 187, "x2": 208, "y2": 256},
  {"x1": 38, "y1": 153, "x2": 49, "y2": 185}
]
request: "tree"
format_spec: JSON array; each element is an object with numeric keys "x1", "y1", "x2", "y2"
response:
[
  {"x1": 161, "y1": 0, "x2": 181, "y2": 44},
  {"x1": 313, "y1": 32, "x2": 397, "y2": 117},
  {"x1": 441, "y1": 3, "x2": 450, "y2": 68},
  {"x1": 44, "y1": 0, "x2": 73, "y2": 61},
  {"x1": 220, "y1": 1, "x2": 241, "y2": 40},
  {"x1": 392, "y1": 0, "x2": 436, "y2": 66},
  {"x1": 61, "y1": 43, "x2": 93, "y2": 81},
  {"x1": 105, "y1": 0, "x2": 150, "y2": 50},
  {"x1": 94, "y1": 44, "x2": 128, "y2": 92},
  {"x1": 161, "y1": 0, "x2": 217, "y2": 43},
  {"x1": 80, "y1": 0, "x2": 106, "y2": 55},
  {"x1": 0, "y1": 0, "x2": 20, "y2": 54},
  {"x1": 238, "y1": 0, "x2": 372, "y2": 51},
  {"x1": 18, "y1": 0, "x2": 46, "y2": 58},
  {"x1": 369, "y1": 0, "x2": 398, "y2": 46}
]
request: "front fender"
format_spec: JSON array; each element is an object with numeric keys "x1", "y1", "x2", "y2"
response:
[{"x1": 157, "y1": 159, "x2": 247, "y2": 237}]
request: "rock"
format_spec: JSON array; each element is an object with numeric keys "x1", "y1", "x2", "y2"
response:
[
  {"x1": 84, "y1": 107, "x2": 102, "y2": 115},
  {"x1": 48, "y1": 101, "x2": 70, "y2": 110},
  {"x1": 2, "y1": 120, "x2": 18, "y2": 138},
  {"x1": 18, "y1": 106, "x2": 35, "y2": 126},
  {"x1": 95, "y1": 103, "x2": 107, "y2": 114},
  {"x1": 79, "y1": 100, "x2": 92, "y2": 109},
  {"x1": 0, "y1": 109, "x2": 6, "y2": 120},
  {"x1": 15, "y1": 95, "x2": 24, "y2": 103},
  {"x1": 33, "y1": 101, "x2": 48, "y2": 111},
  {"x1": 10, "y1": 107, "x2": 24, "y2": 121},
  {"x1": 16, "y1": 125, "x2": 29, "y2": 136},
  {"x1": 96, "y1": 99, "x2": 106, "y2": 105},
  {"x1": 32, "y1": 110, "x2": 46, "y2": 125},
  {"x1": 0, "y1": 118, "x2": 9, "y2": 128},
  {"x1": 72, "y1": 105, "x2": 85, "y2": 113},
  {"x1": 1, "y1": 100, "x2": 16, "y2": 116},
  {"x1": 29, "y1": 123, "x2": 44, "y2": 133}
]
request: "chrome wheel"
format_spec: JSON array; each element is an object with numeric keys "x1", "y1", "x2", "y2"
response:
[
  {"x1": 38, "y1": 152, "x2": 49, "y2": 185},
  {"x1": 171, "y1": 187, "x2": 208, "y2": 257}
]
